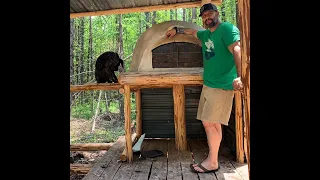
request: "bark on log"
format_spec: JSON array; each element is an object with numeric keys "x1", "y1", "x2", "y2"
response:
[
  {"x1": 70, "y1": 143, "x2": 114, "y2": 151},
  {"x1": 70, "y1": 164, "x2": 92, "y2": 175}
]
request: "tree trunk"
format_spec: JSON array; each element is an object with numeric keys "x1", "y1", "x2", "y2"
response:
[
  {"x1": 221, "y1": 0, "x2": 227, "y2": 22},
  {"x1": 118, "y1": 14, "x2": 124, "y2": 121},
  {"x1": 105, "y1": 91, "x2": 109, "y2": 112},
  {"x1": 191, "y1": 8, "x2": 197, "y2": 23},
  {"x1": 175, "y1": 9, "x2": 178, "y2": 20},
  {"x1": 145, "y1": 12, "x2": 150, "y2": 29},
  {"x1": 182, "y1": 9, "x2": 186, "y2": 21},
  {"x1": 88, "y1": 16, "x2": 94, "y2": 109},
  {"x1": 139, "y1": 13, "x2": 142, "y2": 35},
  {"x1": 236, "y1": 0, "x2": 239, "y2": 27},
  {"x1": 118, "y1": 14, "x2": 124, "y2": 58},
  {"x1": 74, "y1": 21, "x2": 79, "y2": 85},
  {"x1": 70, "y1": 19, "x2": 74, "y2": 113},
  {"x1": 152, "y1": 11, "x2": 156, "y2": 24},
  {"x1": 78, "y1": 17, "x2": 85, "y2": 103},
  {"x1": 87, "y1": 16, "x2": 93, "y2": 82},
  {"x1": 91, "y1": 90, "x2": 102, "y2": 133},
  {"x1": 170, "y1": 9, "x2": 174, "y2": 20}
]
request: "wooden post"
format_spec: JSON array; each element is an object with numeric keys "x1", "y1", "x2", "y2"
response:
[
  {"x1": 173, "y1": 84, "x2": 187, "y2": 151},
  {"x1": 238, "y1": 0, "x2": 250, "y2": 177},
  {"x1": 235, "y1": 91, "x2": 244, "y2": 163},
  {"x1": 135, "y1": 89, "x2": 142, "y2": 139},
  {"x1": 124, "y1": 85, "x2": 133, "y2": 162}
]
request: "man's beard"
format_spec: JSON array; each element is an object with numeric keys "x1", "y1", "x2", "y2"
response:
[{"x1": 204, "y1": 18, "x2": 218, "y2": 28}]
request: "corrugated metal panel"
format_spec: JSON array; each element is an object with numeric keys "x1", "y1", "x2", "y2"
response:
[
  {"x1": 185, "y1": 86, "x2": 207, "y2": 139},
  {"x1": 142, "y1": 88, "x2": 175, "y2": 138},
  {"x1": 141, "y1": 87, "x2": 206, "y2": 139}
]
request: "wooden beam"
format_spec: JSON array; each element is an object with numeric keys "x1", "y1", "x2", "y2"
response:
[
  {"x1": 118, "y1": 71, "x2": 203, "y2": 86},
  {"x1": 119, "y1": 88, "x2": 125, "y2": 94},
  {"x1": 173, "y1": 84, "x2": 187, "y2": 151},
  {"x1": 70, "y1": 143, "x2": 113, "y2": 151},
  {"x1": 201, "y1": 0, "x2": 212, "y2": 6},
  {"x1": 124, "y1": 85, "x2": 133, "y2": 162},
  {"x1": 238, "y1": 0, "x2": 250, "y2": 177},
  {"x1": 235, "y1": 91, "x2": 244, "y2": 163},
  {"x1": 135, "y1": 89, "x2": 142, "y2": 139},
  {"x1": 70, "y1": 0, "x2": 222, "y2": 18},
  {"x1": 70, "y1": 83, "x2": 122, "y2": 92},
  {"x1": 70, "y1": 83, "x2": 188, "y2": 92},
  {"x1": 131, "y1": 84, "x2": 174, "y2": 90},
  {"x1": 70, "y1": 164, "x2": 92, "y2": 175}
]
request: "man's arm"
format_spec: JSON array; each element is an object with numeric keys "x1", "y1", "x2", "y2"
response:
[
  {"x1": 228, "y1": 41, "x2": 241, "y2": 77},
  {"x1": 173, "y1": 27, "x2": 198, "y2": 39},
  {"x1": 220, "y1": 23, "x2": 241, "y2": 78}
]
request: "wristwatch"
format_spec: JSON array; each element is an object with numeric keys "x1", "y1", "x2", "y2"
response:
[{"x1": 173, "y1": 27, "x2": 185, "y2": 34}]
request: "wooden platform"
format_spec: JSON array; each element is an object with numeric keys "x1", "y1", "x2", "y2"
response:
[{"x1": 82, "y1": 137, "x2": 249, "y2": 180}]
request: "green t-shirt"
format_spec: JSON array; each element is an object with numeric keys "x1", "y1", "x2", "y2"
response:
[{"x1": 197, "y1": 22, "x2": 240, "y2": 90}]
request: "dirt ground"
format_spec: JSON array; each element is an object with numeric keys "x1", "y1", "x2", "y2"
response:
[
  {"x1": 70, "y1": 113, "x2": 122, "y2": 180},
  {"x1": 70, "y1": 150, "x2": 107, "y2": 180}
]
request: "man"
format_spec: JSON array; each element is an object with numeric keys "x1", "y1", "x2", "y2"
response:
[{"x1": 166, "y1": 3, "x2": 243, "y2": 173}]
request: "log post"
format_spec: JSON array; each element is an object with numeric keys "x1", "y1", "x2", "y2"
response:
[
  {"x1": 238, "y1": 0, "x2": 250, "y2": 177},
  {"x1": 173, "y1": 84, "x2": 187, "y2": 151},
  {"x1": 70, "y1": 143, "x2": 113, "y2": 151},
  {"x1": 235, "y1": 91, "x2": 244, "y2": 163},
  {"x1": 70, "y1": 164, "x2": 92, "y2": 174},
  {"x1": 124, "y1": 85, "x2": 133, "y2": 162},
  {"x1": 135, "y1": 89, "x2": 142, "y2": 139}
]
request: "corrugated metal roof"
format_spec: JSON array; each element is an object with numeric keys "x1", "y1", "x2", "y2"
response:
[{"x1": 70, "y1": 0, "x2": 209, "y2": 14}]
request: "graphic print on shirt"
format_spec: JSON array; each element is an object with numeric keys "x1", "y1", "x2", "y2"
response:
[{"x1": 204, "y1": 39, "x2": 215, "y2": 60}]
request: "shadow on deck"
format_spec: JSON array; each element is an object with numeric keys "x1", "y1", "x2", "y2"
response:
[{"x1": 82, "y1": 136, "x2": 249, "y2": 180}]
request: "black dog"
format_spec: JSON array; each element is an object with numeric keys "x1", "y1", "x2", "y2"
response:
[{"x1": 95, "y1": 51, "x2": 124, "y2": 83}]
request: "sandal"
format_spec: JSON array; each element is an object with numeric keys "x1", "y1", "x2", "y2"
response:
[{"x1": 190, "y1": 163, "x2": 220, "y2": 173}]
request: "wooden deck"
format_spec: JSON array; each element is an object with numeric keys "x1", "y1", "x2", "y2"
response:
[{"x1": 82, "y1": 136, "x2": 249, "y2": 180}]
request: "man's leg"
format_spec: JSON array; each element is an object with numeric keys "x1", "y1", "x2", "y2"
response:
[
  {"x1": 192, "y1": 122, "x2": 221, "y2": 172},
  {"x1": 192, "y1": 86, "x2": 234, "y2": 172}
]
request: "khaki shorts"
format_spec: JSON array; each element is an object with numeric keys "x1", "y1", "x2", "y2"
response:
[{"x1": 197, "y1": 85, "x2": 234, "y2": 126}]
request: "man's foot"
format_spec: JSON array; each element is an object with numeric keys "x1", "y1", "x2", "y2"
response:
[{"x1": 191, "y1": 159, "x2": 219, "y2": 173}]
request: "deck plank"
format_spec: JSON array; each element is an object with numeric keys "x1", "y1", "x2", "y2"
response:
[
  {"x1": 97, "y1": 137, "x2": 127, "y2": 180},
  {"x1": 83, "y1": 138, "x2": 248, "y2": 180},
  {"x1": 148, "y1": 139, "x2": 168, "y2": 180},
  {"x1": 82, "y1": 136, "x2": 125, "y2": 180},
  {"x1": 129, "y1": 140, "x2": 154, "y2": 180},
  {"x1": 197, "y1": 140, "x2": 244, "y2": 180},
  {"x1": 167, "y1": 139, "x2": 183, "y2": 180},
  {"x1": 230, "y1": 161, "x2": 249, "y2": 180},
  {"x1": 189, "y1": 139, "x2": 218, "y2": 180},
  {"x1": 114, "y1": 140, "x2": 149, "y2": 180},
  {"x1": 178, "y1": 140, "x2": 199, "y2": 180}
]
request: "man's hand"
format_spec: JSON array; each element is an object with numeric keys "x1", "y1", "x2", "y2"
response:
[
  {"x1": 184, "y1": 29, "x2": 197, "y2": 36},
  {"x1": 166, "y1": 29, "x2": 177, "y2": 39},
  {"x1": 233, "y1": 77, "x2": 243, "y2": 91},
  {"x1": 166, "y1": 28, "x2": 197, "y2": 39}
]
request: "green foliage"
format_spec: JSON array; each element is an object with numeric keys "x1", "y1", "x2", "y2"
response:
[
  {"x1": 72, "y1": 127, "x2": 125, "y2": 143},
  {"x1": 71, "y1": 103, "x2": 94, "y2": 120}
]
